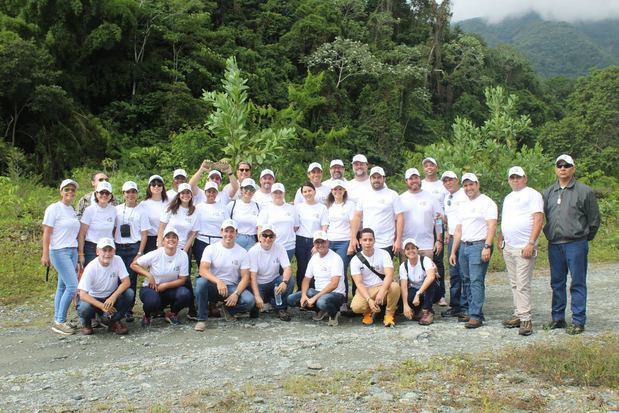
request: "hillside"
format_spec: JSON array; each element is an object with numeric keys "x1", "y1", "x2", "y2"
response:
[{"x1": 456, "y1": 13, "x2": 619, "y2": 77}]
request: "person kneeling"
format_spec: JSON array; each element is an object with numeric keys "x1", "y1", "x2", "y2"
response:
[
  {"x1": 350, "y1": 228, "x2": 401, "y2": 327},
  {"x1": 400, "y1": 238, "x2": 437, "y2": 326},
  {"x1": 77, "y1": 238, "x2": 133, "y2": 335},
  {"x1": 287, "y1": 231, "x2": 346, "y2": 326}
]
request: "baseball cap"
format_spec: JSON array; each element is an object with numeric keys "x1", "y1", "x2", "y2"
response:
[
  {"x1": 260, "y1": 224, "x2": 276, "y2": 236},
  {"x1": 352, "y1": 154, "x2": 368, "y2": 164},
  {"x1": 307, "y1": 162, "x2": 323, "y2": 172},
  {"x1": 173, "y1": 168, "x2": 187, "y2": 179},
  {"x1": 461, "y1": 173, "x2": 479, "y2": 183},
  {"x1": 241, "y1": 178, "x2": 257, "y2": 189},
  {"x1": 403, "y1": 238, "x2": 418, "y2": 248},
  {"x1": 220, "y1": 219, "x2": 237, "y2": 230},
  {"x1": 163, "y1": 226, "x2": 179, "y2": 238},
  {"x1": 148, "y1": 175, "x2": 164, "y2": 184},
  {"x1": 441, "y1": 171, "x2": 458, "y2": 180},
  {"x1": 330, "y1": 159, "x2": 344, "y2": 167},
  {"x1": 260, "y1": 169, "x2": 275, "y2": 179},
  {"x1": 405, "y1": 168, "x2": 421, "y2": 179},
  {"x1": 508, "y1": 166, "x2": 526, "y2": 177},
  {"x1": 422, "y1": 157, "x2": 437, "y2": 166},
  {"x1": 96, "y1": 237, "x2": 115, "y2": 249},
  {"x1": 122, "y1": 181, "x2": 138, "y2": 192},
  {"x1": 271, "y1": 183, "x2": 285, "y2": 193},
  {"x1": 313, "y1": 230, "x2": 328, "y2": 242},
  {"x1": 204, "y1": 181, "x2": 219, "y2": 192},
  {"x1": 96, "y1": 181, "x2": 112, "y2": 193},
  {"x1": 555, "y1": 154, "x2": 575, "y2": 166},
  {"x1": 208, "y1": 170, "x2": 222, "y2": 179},
  {"x1": 59, "y1": 179, "x2": 79, "y2": 190},
  {"x1": 369, "y1": 166, "x2": 385, "y2": 176},
  {"x1": 177, "y1": 183, "x2": 192, "y2": 193},
  {"x1": 328, "y1": 179, "x2": 346, "y2": 189}
]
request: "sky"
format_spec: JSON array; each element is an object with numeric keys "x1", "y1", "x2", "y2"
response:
[{"x1": 450, "y1": 0, "x2": 619, "y2": 23}]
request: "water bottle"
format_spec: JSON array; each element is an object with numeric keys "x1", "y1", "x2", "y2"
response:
[
  {"x1": 274, "y1": 285, "x2": 283, "y2": 306},
  {"x1": 435, "y1": 216, "x2": 443, "y2": 234}
]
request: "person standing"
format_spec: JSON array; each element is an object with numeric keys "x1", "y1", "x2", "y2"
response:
[
  {"x1": 139, "y1": 175, "x2": 168, "y2": 254},
  {"x1": 253, "y1": 169, "x2": 276, "y2": 207},
  {"x1": 322, "y1": 159, "x2": 347, "y2": 188},
  {"x1": 78, "y1": 181, "x2": 116, "y2": 267},
  {"x1": 294, "y1": 162, "x2": 331, "y2": 205},
  {"x1": 542, "y1": 154, "x2": 600, "y2": 335},
  {"x1": 227, "y1": 178, "x2": 261, "y2": 251},
  {"x1": 345, "y1": 154, "x2": 372, "y2": 205},
  {"x1": 76, "y1": 171, "x2": 117, "y2": 218}
]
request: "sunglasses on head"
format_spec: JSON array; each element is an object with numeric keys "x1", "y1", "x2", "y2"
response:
[
  {"x1": 261, "y1": 233, "x2": 274, "y2": 239},
  {"x1": 556, "y1": 163, "x2": 573, "y2": 169}
]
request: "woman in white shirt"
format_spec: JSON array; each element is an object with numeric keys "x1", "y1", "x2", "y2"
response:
[
  {"x1": 257, "y1": 183, "x2": 299, "y2": 261},
  {"x1": 78, "y1": 181, "x2": 116, "y2": 268},
  {"x1": 227, "y1": 178, "x2": 260, "y2": 250},
  {"x1": 42, "y1": 179, "x2": 81, "y2": 335},
  {"x1": 193, "y1": 181, "x2": 229, "y2": 266},
  {"x1": 399, "y1": 238, "x2": 437, "y2": 326},
  {"x1": 139, "y1": 175, "x2": 168, "y2": 254},
  {"x1": 294, "y1": 182, "x2": 329, "y2": 291}
]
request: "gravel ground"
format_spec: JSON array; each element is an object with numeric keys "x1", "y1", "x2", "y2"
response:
[{"x1": 0, "y1": 264, "x2": 617, "y2": 412}]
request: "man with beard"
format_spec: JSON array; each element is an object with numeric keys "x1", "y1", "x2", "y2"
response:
[
  {"x1": 345, "y1": 154, "x2": 372, "y2": 205},
  {"x1": 253, "y1": 169, "x2": 276, "y2": 207},
  {"x1": 323, "y1": 159, "x2": 347, "y2": 188}
]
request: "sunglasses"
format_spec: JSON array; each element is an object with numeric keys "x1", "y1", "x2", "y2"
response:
[
  {"x1": 150, "y1": 182, "x2": 163, "y2": 187},
  {"x1": 63, "y1": 187, "x2": 76, "y2": 193},
  {"x1": 98, "y1": 177, "x2": 109, "y2": 182},
  {"x1": 556, "y1": 163, "x2": 573, "y2": 169},
  {"x1": 98, "y1": 191, "x2": 111, "y2": 196},
  {"x1": 238, "y1": 168, "x2": 250, "y2": 172},
  {"x1": 261, "y1": 233, "x2": 274, "y2": 239},
  {"x1": 243, "y1": 187, "x2": 256, "y2": 192}
]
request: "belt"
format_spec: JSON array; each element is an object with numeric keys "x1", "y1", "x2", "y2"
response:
[
  {"x1": 463, "y1": 239, "x2": 485, "y2": 245},
  {"x1": 199, "y1": 234, "x2": 222, "y2": 243},
  {"x1": 116, "y1": 242, "x2": 138, "y2": 248}
]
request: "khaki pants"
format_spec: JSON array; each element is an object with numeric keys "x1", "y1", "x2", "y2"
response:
[
  {"x1": 502, "y1": 245, "x2": 536, "y2": 321},
  {"x1": 350, "y1": 282, "x2": 401, "y2": 316}
]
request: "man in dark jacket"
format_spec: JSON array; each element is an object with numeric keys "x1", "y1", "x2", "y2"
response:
[{"x1": 542, "y1": 154, "x2": 600, "y2": 335}]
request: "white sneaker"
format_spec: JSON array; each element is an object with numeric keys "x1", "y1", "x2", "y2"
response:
[
  {"x1": 312, "y1": 310, "x2": 327, "y2": 321},
  {"x1": 52, "y1": 321, "x2": 75, "y2": 336},
  {"x1": 194, "y1": 321, "x2": 207, "y2": 332},
  {"x1": 328, "y1": 312, "x2": 340, "y2": 327},
  {"x1": 438, "y1": 297, "x2": 448, "y2": 307}
]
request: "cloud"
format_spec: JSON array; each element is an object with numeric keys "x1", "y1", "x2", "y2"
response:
[{"x1": 451, "y1": 0, "x2": 619, "y2": 23}]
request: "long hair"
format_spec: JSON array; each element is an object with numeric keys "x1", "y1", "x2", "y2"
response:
[
  {"x1": 146, "y1": 180, "x2": 168, "y2": 202},
  {"x1": 167, "y1": 191, "x2": 195, "y2": 215},
  {"x1": 326, "y1": 186, "x2": 348, "y2": 207}
]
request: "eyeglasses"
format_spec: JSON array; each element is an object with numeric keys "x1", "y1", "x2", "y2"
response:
[
  {"x1": 150, "y1": 182, "x2": 163, "y2": 187},
  {"x1": 261, "y1": 233, "x2": 274, "y2": 239},
  {"x1": 447, "y1": 194, "x2": 453, "y2": 207},
  {"x1": 98, "y1": 191, "x2": 111, "y2": 196},
  {"x1": 62, "y1": 187, "x2": 76, "y2": 193},
  {"x1": 556, "y1": 163, "x2": 573, "y2": 169},
  {"x1": 243, "y1": 187, "x2": 256, "y2": 192},
  {"x1": 238, "y1": 168, "x2": 250, "y2": 172},
  {"x1": 331, "y1": 187, "x2": 344, "y2": 191},
  {"x1": 98, "y1": 177, "x2": 109, "y2": 182}
]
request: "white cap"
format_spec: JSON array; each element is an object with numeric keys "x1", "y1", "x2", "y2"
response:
[
  {"x1": 422, "y1": 157, "x2": 437, "y2": 166},
  {"x1": 163, "y1": 226, "x2": 179, "y2": 237},
  {"x1": 369, "y1": 166, "x2": 385, "y2": 176},
  {"x1": 260, "y1": 169, "x2": 275, "y2": 179},
  {"x1": 173, "y1": 168, "x2": 187, "y2": 179},
  {"x1": 122, "y1": 181, "x2": 138, "y2": 192},
  {"x1": 148, "y1": 175, "x2": 164, "y2": 184},
  {"x1": 307, "y1": 162, "x2": 323, "y2": 172},
  {"x1": 313, "y1": 230, "x2": 328, "y2": 242},
  {"x1": 59, "y1": 179, "x2": 79, "y2": 190},
  {"x1": 508, "y1": 166, "x2": 526, "y2": 177},
  {"x1": 204, "y1": 181, "x2": 219, "y2": 192},
  {"x1": 241, "y1": 178, "x2": 257, "y2": 189},
  {"x1": 405, "y1": 168, "x2": 421, "y2": 179},
  {"x1": 177, "y1": 183, "x2": 192, "y2": 193},
  {"x1": 441, "y1": 171, "x2": 458, "y2": 180},
  {"x1": 220, "y1": 219, "x2": 237, "y2": 230},
  {"x1": 96, "y1": 237, "x2": 115, "y2": 249},
  {"x1": 352, "y1": 154, "x2": 368, "y2": 164},
  {"x1": 461, "y1": 173, "x2": 479, "y2": 183},
  {"x1": 330, "y1": 159, "x2": 344, "y2": 167},
  {"x1": 328, "y1": 179, "x2": 346, "y2": 189},
  {"x1": 272, "y1": 183, "x2": 285, "y2": 193},
  {"x1": 403, "y1": 238, "x2": 418, "y2": 248},
  {"x1": 208, "y1": 170, "x2": 222, "y2": 179},
  {"x1": 556, "y1": 154, "x2": 575, "y2": 166},
  {"x1": 260, "y1": 224, "x2": 276, "y2": 235},
  {"x1": 96, "y1": 181, "x2": 112, "y2": 193}
]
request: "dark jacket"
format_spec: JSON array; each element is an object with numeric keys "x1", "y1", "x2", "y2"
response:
[{"x1": 542, "y1": 178, "x2": 600, "y2": 243}]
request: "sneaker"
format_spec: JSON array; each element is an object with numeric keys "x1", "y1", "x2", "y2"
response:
[
  {"x1": 91, "y1": 317, "x2": 102, "y2": 329},
  {"x1": 164, "y1": 311, "x2": 181, "y2": 325},
  {"x1": 186, "y1": 313, "x2": 199, "y2": 322},
  {"x1": 464, "y1": 319, "x2": 483, "y2": 329},
  {"x1": 519, "y1": 320, "x2": 533, "y2": 336},
  {"x1": 339, "y1": 302, "x2": 350, "y2": 313},
  {"x1": 312, "y1": 310, "x2": 327, "y2": 321},
  {"x1": 52, "y1": 321, "x2": 75, "y2": 336},
  {"x1": 328, "y1": 312, "x2": 340, "y2": 327},
  {"x1": 412, "y1": 309, "x2": 423, "y2": 321},
  {"x1": 67, "y1": 317, "x2": 79, "y2": 329},
  {"x1": 419, "y1": 310, "x2": 434, "y2": 326},
  {"x1": 362, "y1": 310, "x2": 374, "y2": 326},
  {"x1": 566, "y1": 323, "x2": 585, "y2": 335},
  {"x1": 125, "y1": 312, "x2": 135, "y2": 323},
  {"x1": 194, "y1": 321, "x2": 207, "y2": 332},
  {"x1": 383, "y1": 313, "x2": 396, "y2": 328},
  {"x1": 220, "y1": 305, "x2": 236, "y2": 322},
  {"x1": 502, "y1": 315, "x2": 521, "y2": 328},
  {"x1": 438, "y1": 297, "x2": 448, "y2": 307},
  {"x1": 108, "y1": 320, "x2": 129, "y2": 335},
  {"x1": 141, "y1": 315, "x2": 151, "y2": 328},
  {"x1": 441, "y1": 308, "x2": 462, "y2": 318},
  {"x1": 277, "y1": 310, "x2": 291, "y2": 322},
  {"x1": 80, "y1": 324, "x2": 94, "y2": 335},
  {"x1": 544, "y1": 319, "x2": 567, "y2": 330}
]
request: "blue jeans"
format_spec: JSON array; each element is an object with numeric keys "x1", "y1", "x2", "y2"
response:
[
  {"x1": 77, "y1": 289, "x2": 134, "y2": 324},
  {"x1": 295, "y1": 236, "x2": 314, "y2": 290},
  {"x1": 237, "y1": 234, "x2": 257, "y2": 251},
  {"x1": 139, "y1": 285, "x2": 192, "y2": 316},
  {"x1": 329, "y1": 240, "x2": 351, "y2": 299},
  {"x1": 447, "y1": 238, "x2": 464, "y2": 312},
  {"x1": 287, "y1": 288, "x2": 345, "y2": 318},
  {"x1": 548, "y1": 239, "x2": 588, "y2": 325},
  {"x1": 50, "y1": 248, "x2": 78, "y2": 323},
  {"x1": 458, "y1": 242, "x2": 488, "y2": 321},
  {"x1": 194, "y1": 277, "x2": 256, "y2": 321},
  {"x1": 116, "y1": 242, "x2": 140, "y2": 312},
  {"x1": 257, "y1": 275, "x2": 295, "y2": 310}
]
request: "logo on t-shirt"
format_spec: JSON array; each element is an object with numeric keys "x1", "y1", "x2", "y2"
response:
[
  {"x1": 110, "y1": 271, "x2": 118, "y2": 278},
  {"x1": 232, "y1": 260, "x2": 240, "y2": 266},
  {"x1": 174, "y1": 266, "x2": 180, "y2": 272}
]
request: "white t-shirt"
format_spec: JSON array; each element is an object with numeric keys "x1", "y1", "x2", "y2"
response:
[
  {"x1": 350, "y1": 249, "x2": 393, "y2": 288},
  {"x1": 222, "y1": 182, "x2": 241, "y2": 200},
  {"x1": 227, "y1": 199, "x2": 260, "y2": 235},
  {"x1": 322, "y1": 177, "x2": 347, "y2": 188},
  {"x1": 355, "y1": 187, "x2": 403, "y2": 248},
  {"x1": 294, "y1": 184, "x2": 331, "y2": 205},
  {"x1": 326, "y1": 201, "x2": 356, "y2": 242},
  {"x1": 160, "y1": 206, "x2": 199, "y2": 249},
  {"x1": 295, "y1": 202, "x2": 328, "y2": 238},
  {"x1": 195, "y1": 202, "x2": 229, "y2": 243},
  {"x1": 399, "y1": 190, "x2": 443, "y2": 250},
  {"x1": 166, "y1": 188, "x2": 178, "y2": 201},
  {"x1": 114, "y1": 204, "x2": 151, "y2": 244},
  {"x1": 248, "y1": 243, "x2": 291, "y2": 284},
  {"x1": 137, "y1": 247, "x2": 189, "y2": 286},
  {"x1": 451, "y1": 194, "x2": 498, "y2": 242},
  {"x1": 192, "y1": 188, "x2": 207, "y2": 205},
  {"x1": 421, "y1": 179, "x2": 449, "y2": 209},
  {"x1": 257, "y1": 203, "x2": 299, "y2": 250},
  {"x1": 501, "y1": 186, "x2": 544, "y2": 248},
  {"x1": 399, "y1": 256, "x2": 435, "y2": 289},
  {"x1": 345, "y1": 178, "x2": 372, "y2": 205},
  {"x1": 201, "y1": 241, "x2": 250, "y2": 286},
  {"x1": 78, "y1": 256, "x2": 128, "y2": 299},
  {"x1": 81, "y1": 204, "x2": 116, "y2": 243},
  {"x1": 253, "y1": 190, "x2": 273, "y2": 207},
  {"x1": 443, "y1": 188, "x2": 467, "y2": 236},
  {"x1": 139, "y1": 199, "x2": 168, "y2": 236},
  {"x1": 43, "y1": 201, "x2": 80, "y2": 249},
  {"x1": 305, "y1": 249, "x2": 345, "y2": 295}
]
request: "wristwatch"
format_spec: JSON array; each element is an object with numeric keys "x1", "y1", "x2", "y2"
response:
[{"x1": 483, "y1": 244, "x2": 492, "y2": 249}]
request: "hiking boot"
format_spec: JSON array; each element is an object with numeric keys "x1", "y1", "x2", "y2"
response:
[
  {"x1": 109, "y1": 320, "x2": 129, "y2": 335},
  {"x1": 186, "y1": 312, "x2": 199, "y2": 322},
  {"x1": 312, "y1": 310, "x2": 327, "y2": 321},
  {"x1": 458, "y1": 314, "x2": 470, "y2": 322},
  {"x1": 125, "y1": 312, "x2": 134, "y2": 323},
  {"x1": 52, "y1": 321, "x2": 75, "y2": 336},
  {"x1": 544, "y1": 319, "x2": 567, "y2": 330},
  {"x1": 362, "y1": 310, "x2": 375, "y2": 326},
  {"x1": 277, "y1": 310, "x2": 291, "y2": 322},
  {"x1": 412, "y1": 309, "x2": 422, "y2": 321},
  {"x1": 383, "y1": 313, "x2": 396, "y2": 328},
  {"x1": 419, "y1": 310, "x2": 434, "y2": 326},
  {"x1": 80, "y1": 324, "x2": 94, "y2": 335},
  {"x1": 502, "y1": 315, "x2": 521, "y2": 328},
  {"x1": 194, "y1": 321, "x2": 207, "y2": 332},
  {"x1": 220, "y1": 305, "x2": 236, "y2": 322},
  {"x1": 464, "y1": 319, "x2": 483, "y2": 329},
  {"x1": 519, "y1": 320, "x2": 533, "y2": 336},
  {"x1": 566, "y1": 323, "x2": 585, "y2": 335},
  {"x1": 438, "y1": 297, "x2": 448, "y2": 307},
  {"x1": 441, "y1": 308, "x2": 462, "y2": 318},
  {"x1": 141, "y1": 315, "x2": 151, "y2": 328},
  {"x1": 328, "y1": 311, "x2": 340, "y2": 327},
  {"x1": 164, "y1": 311, "x2": 181, "y2": 325},
  {"x1": 249, "y1": 307, "x2": 260, "y2": 319}
]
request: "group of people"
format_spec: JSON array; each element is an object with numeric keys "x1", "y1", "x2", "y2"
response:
[{"x1": 41, "y1": 153, "x2": 599, "y2": 337}]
